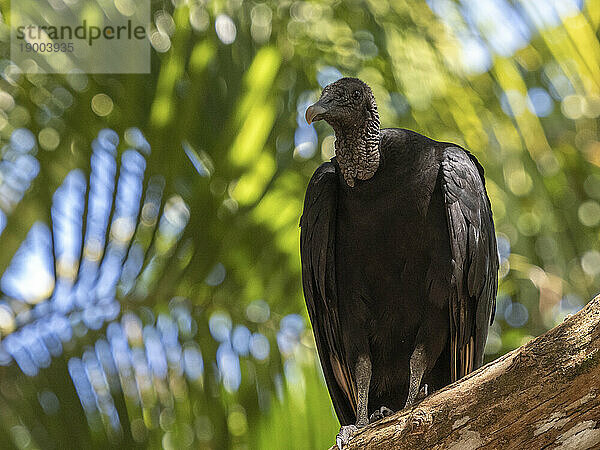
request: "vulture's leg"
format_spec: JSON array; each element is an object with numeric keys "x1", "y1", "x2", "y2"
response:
[
  {"x1": 404, "y1": 308, "x2": 448, "y2": 409},
  {"x1": 336, "y1": 425, "x2": 357, "y2": 450},
  {"x1": 336, "y1": 353, "x2": 371, "y2": 449},
  {"x1": 354, "y1": 353, "x2": 371, "y2": 427},
  {"x1": 404, "y1": 343, "x2": 427, "y2": 408}
]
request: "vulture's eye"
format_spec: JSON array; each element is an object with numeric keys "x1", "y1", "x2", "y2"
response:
[{"x1": 352, "y1": 90, "x2": 362, "y2": 100}]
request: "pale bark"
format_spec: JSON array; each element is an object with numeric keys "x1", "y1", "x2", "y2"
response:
[{"x1": 330, "y1": 295, "x2": 600, "y2": 449}]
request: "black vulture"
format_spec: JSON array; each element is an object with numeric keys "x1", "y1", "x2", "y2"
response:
[{"x1": 300, "y1": 78, "x2": 498, "y2": 448}]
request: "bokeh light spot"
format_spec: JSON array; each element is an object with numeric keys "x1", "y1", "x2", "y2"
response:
[
  {"x1": 150, "y1": 30, "x2": 171, "y2": 53},
  {"x1": 504, "y1": 302, "x2": 529, "y2": 327},
  {"x1": 215, "y1": 15, "x2": 236, "y2": 45},
  {"x1": 578, "y1": 200, "x2": 600, "y2": 227},
  {"x1": 38, "y1": 390, "x2": 60, "y2": 415},
  {"x1": 91, "y1": 94, "x2": 114, "y2": 117},
  {"x1": 228, "y1": 408, "x2": 248, "y2": 436},
  {"x1": 246, "y1": 299, "x2": 270, "y2": 323},
  {"x1": 38, "y1": 128, "x2": 60, "y2": 151},
  {"x1": 114, "y1": 0, "x2": 136, "y2": 16},
  {"x1": 10, "y1": 425, "x2": 31, "y2": 449},
  {"x1": 561, "y1": 94, "x2": 585, "y2": 119},
  {"x1": 527, "y1": 87, "x2": 553, "y2": 117},
  {"x1": 250, "y1": 333, "x2": 269, "y2": 360},
  {"x1": 0, "y1": 304, "x2": 15, "y2": 335},
  {"x1": 11, "y1": 128, "x2": 36, "y2": 152},
  {"x1": 205, "y1": 263, "x2": 226, "y2": 286},
  {"x1": 581, "y1": 250, "x2": 600, "y2": 276},
  {"x1": 209, "y1": 311, "x2": 232, "y2": 342},
  {"x1": 190, "y1": 5, "x2": 210, "y2": 32},
  {"x1": 317, "y1": 66, "x2": 343, "y2": 88}
]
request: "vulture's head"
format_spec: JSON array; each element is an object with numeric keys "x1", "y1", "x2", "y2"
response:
[{"x1": 305, "y1": 78, "x2": 379, "y2": 132}]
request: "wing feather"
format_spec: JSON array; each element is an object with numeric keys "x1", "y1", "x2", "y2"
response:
[
  {"x1": 441, "y1": 147, "x2": 498, "y2": 381},
  {"x1": 300, "y1": 162, "x2": 356, "y2": 425}
]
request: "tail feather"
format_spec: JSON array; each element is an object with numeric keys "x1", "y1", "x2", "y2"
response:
[{"x1": 450, "y1": 335, "x2": 476, "y2": 383}]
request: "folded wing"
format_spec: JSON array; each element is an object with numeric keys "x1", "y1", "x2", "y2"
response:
[
  {"x1": 441, "y1": 146, "x2": 498, "y2": 381},
  {"x1": 300, "y1": 162, "x2": 356, "y2": 425}
]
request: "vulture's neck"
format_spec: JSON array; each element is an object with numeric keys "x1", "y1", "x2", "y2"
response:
[{"x1": 333, "y1": 101, "x2": 380, "y2": 187}]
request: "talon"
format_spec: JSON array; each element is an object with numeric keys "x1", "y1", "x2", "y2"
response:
[
  {"x1": 369, "y1": 405, "x2": 394, "y2": 423},
  {"x1": 406, "y1": 383, "x2": 432, "y2": 408},
  {"x1": 336, "y1": 424, "x2": 358, "y2": 449},
  {"x1": 416, "y1": 383, "x2": 429, "y2": 400},
  {"x1": 380, "y1": 405, "x2": 394, "y2": 417},
  {"x1": 369, "y1": 410, "x2": 382, "y2": 423}
]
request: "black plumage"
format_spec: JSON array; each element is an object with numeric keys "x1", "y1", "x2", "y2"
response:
[{"x1": 300, "y1": 78, "x2": 498, "y2": 446}]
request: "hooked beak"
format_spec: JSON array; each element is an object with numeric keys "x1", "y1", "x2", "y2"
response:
[{"x1": 305, "y1": 102, "x2": 328, "y2": 125}]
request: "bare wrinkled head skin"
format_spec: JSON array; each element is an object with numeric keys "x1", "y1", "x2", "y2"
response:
[
  {"x1": 305, "y1": 78, "x2": 377, "y2": 130},
  {"x1": 306, "y1": 78, "x2": 381, "y2": 187}
]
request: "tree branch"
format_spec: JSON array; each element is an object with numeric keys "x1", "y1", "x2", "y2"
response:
[{"x1": 330, "y1": 295, "x2": 600, "y2": 449}]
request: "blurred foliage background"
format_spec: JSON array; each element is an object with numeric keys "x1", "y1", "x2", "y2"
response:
[{"x1": 0, "y1": 0, "x2": 597, "y2": 448}]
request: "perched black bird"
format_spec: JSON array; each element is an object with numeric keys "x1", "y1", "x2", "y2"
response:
[{"x1": 300, "y1": 78, "x2": 498, "y2": 448}]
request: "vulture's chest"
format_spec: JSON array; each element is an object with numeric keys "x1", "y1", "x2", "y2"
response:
[
  {"x1": 335, "y1": 161, "x2": 437, "y2": 253},
  {"x1": 334, "y1": 153, "x2": 441, "y2": 303}
]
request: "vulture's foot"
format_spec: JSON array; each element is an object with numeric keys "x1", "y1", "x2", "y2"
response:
[
  {"x1": 369, "y1": 406, "x2": 394, "y2": 423},
  {"x1": 335, "y1": 425, "x2": 358, "y2": 449},
  {"x1": 404, "y1": 384, "x2": 430, "y2": 409}
]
